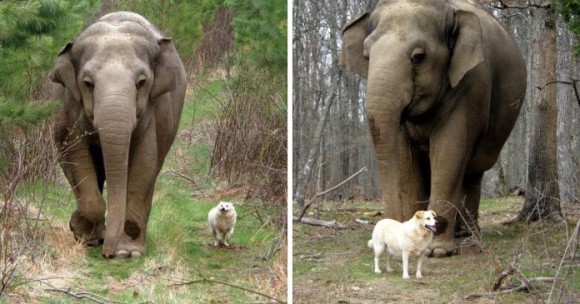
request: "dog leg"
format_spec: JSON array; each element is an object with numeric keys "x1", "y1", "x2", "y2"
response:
[
  {"x1": 373, "y1": 243, "x2": 384, "y2": 274},
  {"x1": 386, "y1": 252, "x2": 393, "y2": 272},
  {"x1": 223, "y1": 233, "x2": 230, "y2": 246},
  {"x1": 402, "y1": 251, "x2": 410, "y2": 279},
  {"x1": 416, "y1": 253, "x2": 425, "y2": 278},
  {"x1": 212, "y1": 228, "x2": 219, "y2": 246},
  {"x1": 225, "y1": 228, "x2": 233, "y2": 246}
]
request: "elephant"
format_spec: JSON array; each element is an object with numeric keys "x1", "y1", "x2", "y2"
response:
[
  {"x1": 339, "y1": 0, "x2": 526, "y2": 257},
  {"x1": 50, "y1": 11, "x2": 186, "y2": 258}
]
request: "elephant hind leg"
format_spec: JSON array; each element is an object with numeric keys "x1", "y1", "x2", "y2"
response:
[{"x1": 455, "y1": 173, "x2": 483, "y2": 238}]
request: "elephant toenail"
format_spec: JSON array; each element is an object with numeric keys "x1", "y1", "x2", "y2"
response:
[{"x1": 115, "y1": 250, "x2": 130, "y2": 259}]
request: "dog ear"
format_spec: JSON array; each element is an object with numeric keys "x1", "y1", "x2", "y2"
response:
[
  {"x1": 415, "y1": 211, "x2": 424, "y2": 219},
  {"x1": 430, "y1": 211, "x2": 437, "y2": 218}
]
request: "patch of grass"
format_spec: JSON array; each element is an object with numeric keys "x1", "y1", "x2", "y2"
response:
[{"x1": 294, "y1": 198, "x2": 578, "y2": 303}]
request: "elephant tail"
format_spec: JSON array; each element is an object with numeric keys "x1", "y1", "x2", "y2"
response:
[{"x1": 367, "y1": 239, "x2": 373, "y2": 249}]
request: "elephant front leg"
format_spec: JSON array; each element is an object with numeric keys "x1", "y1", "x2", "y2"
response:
[
  {"x1": 428, "y1": 115, "x2": 471, "y2": 257},
  {"x1": 114, "y1": 125, "x2": 159, "y2": 258},
  {"x1": 57, "y1": 126, "x2": 106, "y2": 246}
]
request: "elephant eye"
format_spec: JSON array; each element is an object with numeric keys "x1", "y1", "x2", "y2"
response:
[
  {"x1": 411, "y1": 49, "x2": 426, "y2": 65},
  {"x1": 136, "y1": 76, "x2": 146, "y2": 89},
  {"x1": 83, "y1": 77, "x2": 94, "y2": 90}
]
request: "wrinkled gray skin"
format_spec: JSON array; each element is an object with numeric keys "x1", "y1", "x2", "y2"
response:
[
  {"x1": 50, "y1": 12, "x2": 186, "y2": 258},
  {"x1": 340, "y1": 0, "x2": 526, "y2": 257}
]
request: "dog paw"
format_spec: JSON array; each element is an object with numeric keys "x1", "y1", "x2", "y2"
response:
[
  {"x1": 416, "y1": 273, "x2": 423, "y2": 279},
  {"x1": 386, "y1": 267, "x2": 394, "y2": 272},
  {"x1": 402, "y1": 274, "x2": 410, "y2": 279},
  {"x1": 374, "y1": 269, "x2": 382, "y2": 274}
]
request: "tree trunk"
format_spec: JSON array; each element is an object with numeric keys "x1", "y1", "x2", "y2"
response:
[
  {"x1": 519, "y1": 5, "x2": 564, "y2": 223},
  {"x1": 293, "y1": 78, "x2": 340, "y2": 207}
]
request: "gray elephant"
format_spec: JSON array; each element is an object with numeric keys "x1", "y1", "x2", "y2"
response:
[
  {"x1": 339, "y1": 0, "x2": 526, "y2": 257},
  {"x1": 50, "y1": 12, "x2": 186, "y2": 258}
]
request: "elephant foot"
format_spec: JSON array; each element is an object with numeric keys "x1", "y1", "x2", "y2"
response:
[
  {"x1": 427, "y1": 239, "x2": 458, "y2": 258},
  {"x1": 457, "y1": 241, "x2": 482, "y2": 255},
  {"x1": 106, "y1": 238, "x2": 146, "y2": 259},
  {"x1": 454, "y1": 216, "x2": 480, "y2": 238},
  {"x1": 69, "y1": 210, "x2": 105, "y2": 247}
]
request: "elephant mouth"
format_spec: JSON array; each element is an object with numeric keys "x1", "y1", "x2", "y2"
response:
[{"x1": 425, "y1": 225, "x2": 437, "y2": 233}]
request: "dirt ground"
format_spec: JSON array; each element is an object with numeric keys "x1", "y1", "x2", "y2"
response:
[{"x1": 293, "y1": 198, "x2": 579, "y2": 304}]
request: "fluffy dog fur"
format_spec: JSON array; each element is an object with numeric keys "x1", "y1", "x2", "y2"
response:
[
  {"x1": 208, "y1": 201, "x2": 237, "y2": 246},
  {"x1": 368, "y1": 210, "x2": 437, "y2": 279}
]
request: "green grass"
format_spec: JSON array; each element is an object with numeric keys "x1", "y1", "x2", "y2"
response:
[
  {"x1": 4, "y1": 78, "x2": 285, "y2": 303},
  {"x1": 294, "y1": 198, "x2": 578, "y2": 303}
]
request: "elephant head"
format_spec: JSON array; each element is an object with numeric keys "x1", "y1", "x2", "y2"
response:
[
  {"x1": 50, "y1": 12, "x2": 183, "y2": 257},
  {"x1": 340, "y1": 0, "x2": 484, "y2": 220}
]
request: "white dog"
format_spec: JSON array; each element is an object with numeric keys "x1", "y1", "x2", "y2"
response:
[
  {"x1": 368, "y1": 210, "x2": 437, "y2": 279},
  {"x1": 208, "y1": 201, "x2": 237, "y2": 247}
]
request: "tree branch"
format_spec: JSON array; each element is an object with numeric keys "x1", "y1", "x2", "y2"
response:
[
  {"x1": 169, "y1": 278, "x2": 285, "y2": 304},
  {"x1": 466, "y1": 277, "x2": 555, "y2": 300},
  {"x1": 46, "y1": 288, "x2": 142, "y2": 304},
  {"x1": 293, "y1": 216, "x2": 345, "y2": 229},
  {"x1": 296, "y1": 167, "x2": 367, "y2": 221},
  {"x1": 536, "y1": 79, "x2": 580, "y2": 110},
  {"x1": 549, "y1": 218, "x2": 580, "y2": 302}
]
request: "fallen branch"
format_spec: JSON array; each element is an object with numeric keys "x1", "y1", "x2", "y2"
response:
[
  {"x1": 492, "y1": 266, "x2": 515, "y2": 291},
  {"x1": 169, "y1": 277, "x2": 285, "y2": 304},
  {"x1": 46, "y1": 288, "x2": 141, "y2": 304},
  {"x1": 466, "y1": 277, "x2": 555, "y2": 300},
  {"x1": 293, "y1": 216, "x2": 345, "y2": 229},
  {"x1": 296, "y1": 167, "x2": 367, "y2": 221},
  {"x1": 355, "y1": 219, "x2": 369, "y2": 225}
]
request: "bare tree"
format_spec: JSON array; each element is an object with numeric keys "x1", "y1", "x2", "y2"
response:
[{"x1": 517, "y1": 2, "x2": 564, "y2": 222}]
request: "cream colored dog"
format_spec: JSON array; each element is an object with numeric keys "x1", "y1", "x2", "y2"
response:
[
  {"x1": 368, "y1": 210, "x2": 437, "y2": 279},
  {"x1": 208, "y1": 201, "x2": 237, "y2": 247}
]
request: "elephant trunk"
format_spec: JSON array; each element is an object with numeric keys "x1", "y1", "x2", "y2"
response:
[
  {"x1": 93, "y1": 90, "x2": 137, "y2": 258},
  {"x1": 366, "y1": 43, "x2": 414, "y2": 221}
]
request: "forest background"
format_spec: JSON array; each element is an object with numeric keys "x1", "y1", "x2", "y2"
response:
[{"x1": 293, "y1": 0, "x2": 579, "y2": 223}]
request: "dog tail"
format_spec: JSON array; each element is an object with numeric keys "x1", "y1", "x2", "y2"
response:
[{"x1": 367, "y1": 239, "x2": 373, "y2": 248}]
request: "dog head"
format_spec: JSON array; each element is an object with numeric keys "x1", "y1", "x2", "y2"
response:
[
  {"x1": 415, "y1": 210, "x2": 437, "y2": 233},
  {"x1": 217, "y1": 201, "x2": 235, "y2": 214}
]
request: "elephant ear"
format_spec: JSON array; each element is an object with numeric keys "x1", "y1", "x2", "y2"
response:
[
  {"x1": 339, "y1": 13, "x2": 370, "y2": 79},
  {"x1": 50, "y1": 43, "x2": 81, "y2": 101},
  {"x1": 151, "y1": 38, "x2": 182, "y2": 98},
  {"x1": 448, "y1": 10, "x2": 484, "y2": 88}
]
